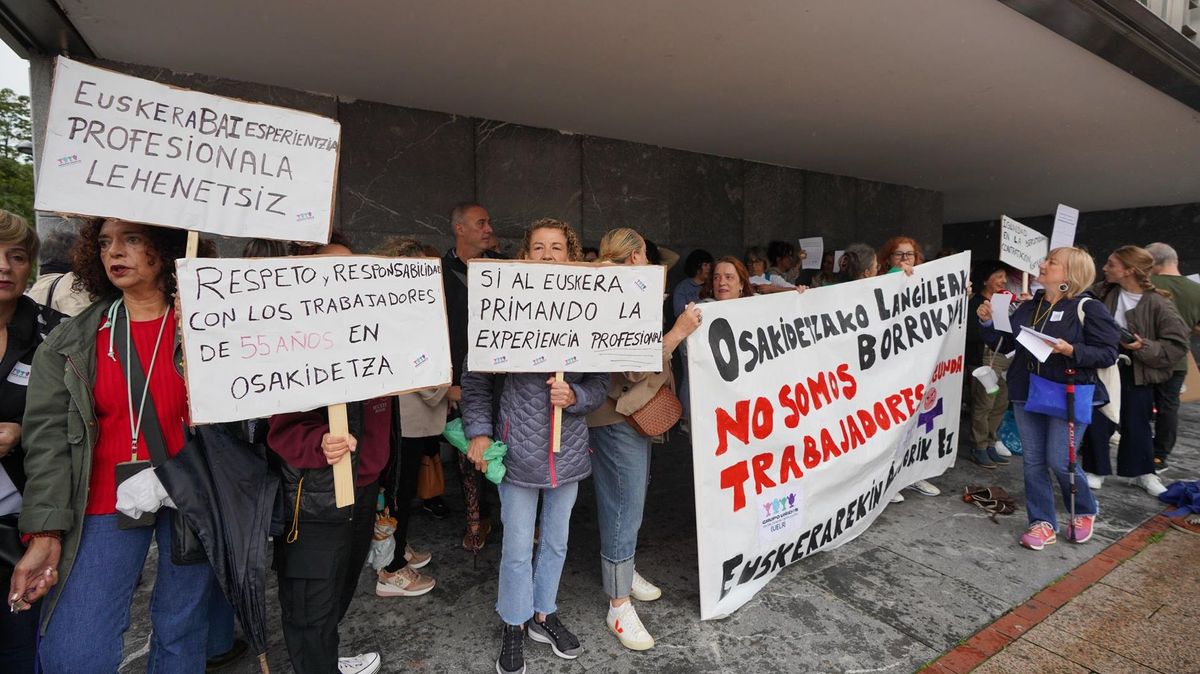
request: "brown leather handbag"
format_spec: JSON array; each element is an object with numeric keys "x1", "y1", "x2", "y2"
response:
[{"x1": 624, "y1": 385, "x2": 683, "y2": 437}]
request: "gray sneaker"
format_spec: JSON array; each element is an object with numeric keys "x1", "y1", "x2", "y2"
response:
[
  {"x1": 985, "y1": 446, "x2": 1010, "y2": 465},
  {"x1": 970, "y1": 447, "x2": 996, "y2": 468},
  {"x1": 527, "y1": 613, "x2": 582, "y2": 660}
]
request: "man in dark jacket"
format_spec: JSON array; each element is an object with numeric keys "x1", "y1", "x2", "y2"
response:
[{"x1": 441, "y1": 202, "x2": 501, "y2": 550}]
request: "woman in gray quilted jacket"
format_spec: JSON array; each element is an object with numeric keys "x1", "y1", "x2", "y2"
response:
[{"x1": 461, "y1": 218, "x2": 610, "y2": 674}]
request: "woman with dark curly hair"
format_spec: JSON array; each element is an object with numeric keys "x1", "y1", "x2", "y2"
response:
[{"x1": 9, "y1": 218, "x2": 217, "y2": 673}]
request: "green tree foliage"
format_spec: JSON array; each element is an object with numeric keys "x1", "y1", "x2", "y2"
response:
[{"x1": 0, "y1": 88, "x2": 34, "y2": 220}]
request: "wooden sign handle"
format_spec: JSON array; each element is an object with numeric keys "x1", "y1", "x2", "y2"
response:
[
  {"x1": 186, "y1": 231, "x2": 200, "y2": 258},
  {"x1": 1021, "y1": 272, "x2": 1030, "y2": 296},
  {"x1": 328, "y1": 403, "x2": 355, "y2": 507},
  {"x1": 551, "y1": 371, "x2": 564, "y2": 454}
]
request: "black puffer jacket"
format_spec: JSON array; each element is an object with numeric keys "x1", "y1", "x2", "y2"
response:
[{"x1": 461, "y1": 369, "x2": 608, "y2": 489}]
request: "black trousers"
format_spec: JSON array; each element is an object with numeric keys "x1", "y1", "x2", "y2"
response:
[
  {"x1": 382, "y1": 436, "x2": 432, "y2": 572},
  {"x1": 1082, "y1": 365, "x2": 1156, "y2": 478},
  {"x1": 0, "y1": 589, "x2": 38, "y2": 674},
  {"x1": 276, "y1": 482, "x2": 377, "y2": 674},
  {"x1": 1153, "y1": 370, "x2": 1186, "y2": 458}
]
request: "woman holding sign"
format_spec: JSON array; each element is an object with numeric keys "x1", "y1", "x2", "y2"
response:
[
  {"x1": 8, "y1": 218, "x2": 218, "y2": 672},
  {"x1": 1080, "y1": 246, "x2": 1188, "y2": 497},
  {"x1": 461, "y1": 219, "x2": 610, "y2": 674},
  {"x1": 587, "y1": 228, "x2": 702, "y2": 651},
  {"x1": 977, "y1": 247, "x2": 1119, "y2": 551}
]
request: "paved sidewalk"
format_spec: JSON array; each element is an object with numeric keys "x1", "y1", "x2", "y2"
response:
[
  {"x1": 930, "y1": 515, "x2": 1200, "y2": 674},
  {"x1": 123, "y1": 405, "x2": 1200, "y2": 673}
]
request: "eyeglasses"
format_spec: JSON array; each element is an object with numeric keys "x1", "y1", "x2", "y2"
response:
[{"x1": 892, "y1": 251, "x2": 916, "y2": 260}]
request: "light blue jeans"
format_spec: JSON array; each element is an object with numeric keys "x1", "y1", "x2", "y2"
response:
[
  {"x1": 41, "y1": 513, "x2": 215, "y2": 674},
  {"x1": 1013, "y1": 403, "x2": 1099, "y2": 529},
  {"x1": 590, "y1": 421, "x2": 652, "y2": 599},
  {"x1": 496, "y1": 480, "x2": 579, "y2": 625}
]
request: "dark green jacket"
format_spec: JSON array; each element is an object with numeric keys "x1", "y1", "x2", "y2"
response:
[{"x1": 19, "y1": 297, "x2": 183, "y2": 631}]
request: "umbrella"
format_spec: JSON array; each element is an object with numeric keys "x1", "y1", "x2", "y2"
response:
[
  {"x1": 441, "y1": 418, "x2": 507, "y2": 484},
  {"x1": 156, "y1": 424, "x2": 278, "y2": 674}
]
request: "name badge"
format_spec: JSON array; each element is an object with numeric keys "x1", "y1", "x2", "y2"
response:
[
  {"x1": 6, "y1": 362, "x2": 31, "y2": 386},
  {"x1": 1050, "y1": 311, "x2": 1064, "y2": 322}
]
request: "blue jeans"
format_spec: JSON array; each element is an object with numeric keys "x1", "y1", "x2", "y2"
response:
[
  {"x1": 1013, "y1": 403, "x2": 1099, "y2": 529},
  {"x1": 496, "y1": 480, "x2": 579, "y2": 625},
  {"x1": 41, "y1": 514, "x2": 215, "y2": 674},
  {"x1": 590, "y1": 421, "x2": 651, "y2": 599},
  {"x1": 206, "y1": 589, "x2": 236, "y2": 658}
]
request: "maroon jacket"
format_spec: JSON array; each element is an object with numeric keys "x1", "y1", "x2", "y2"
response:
[{"x1": 268, "y1": 397, "x2": 393, "y2": 488}]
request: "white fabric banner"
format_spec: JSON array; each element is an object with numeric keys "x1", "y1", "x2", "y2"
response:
[
  {"x1": 35, "y1": 57, "x2": 339, "y2": 243},
  {"x1": 687, "y1": 253, "x2": 970, "y2": 619},
  {"x1": 176, "y1": 256, "x2": 451, "y2": 423},
  {"x1": 467, "y1": 260, "x2": 665, "y2": 372}
]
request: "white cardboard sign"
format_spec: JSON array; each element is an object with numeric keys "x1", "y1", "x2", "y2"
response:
[
  {"x1": 467, "y1": 260, "x2": 665, "y2": 373},
  {"x1": 1000, "y1": 215, "x2": 1048, "y2": 275},
  {"x1": 35, "y1": 57, "x2": 339, "y2": 243},
  {"x1": 687, "y1": 253, "x2": 970, "y2": 619},
  {"x1": 176, "y1": 256, "x2": 451, "y2": 423}
]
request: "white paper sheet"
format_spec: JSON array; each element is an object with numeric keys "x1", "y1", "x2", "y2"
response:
[
  {"x1": 1050, "y1": 204, "x2": 1079, "y2": 251},
  {"x1": 1017, "y1": 326, "x2": 1058, "y2": 363},
  {"x1": 1188, "y1": 273, "x2": 1200, "y2": 284},
  {"x1": 833, "y1": 250, "x2": 846, "y2": 273},
  {"x1": 798, "y1": 237, "x2": 823, "y2": 270},
  {"x1": 990, "y1": 292, "x2": 1014, "y2": 333}
]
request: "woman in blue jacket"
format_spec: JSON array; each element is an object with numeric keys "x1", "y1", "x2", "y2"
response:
[
  {"x1": 978, "y1": 247, "x2": 1119, "y2": 551},
  {"x1": 461, "y1": 218, "x2": 609, "y2": 674}
]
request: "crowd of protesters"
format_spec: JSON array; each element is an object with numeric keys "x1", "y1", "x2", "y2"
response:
[{"x1": 0, "y1": 204, "x2": 1197, "y2": 674}]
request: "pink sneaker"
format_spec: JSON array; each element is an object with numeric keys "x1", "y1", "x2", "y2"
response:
[
  {"x1": 1020, "y1": 522, "x2": 1056, "y2": 550},
  {"x1": 1067, "y1": 515, "x2": 1094, "y2": 543}
]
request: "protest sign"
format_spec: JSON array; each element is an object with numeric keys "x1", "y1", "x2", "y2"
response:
[
  {"x1": 467, "y1": 260, "x2": 665, "y2": 373},
  {"x1": 35, "y1": 57, "x2": 338, "y2": 243},
  {"x1": 687, "y1": 253, "x2": 970, "y2": 619},
  {"x1": 798, "y1": 237, "x2": 823, "y2": 270},
  {"x1": 1050, "y1": 203, "x2": 1079, "y2": 251},
  {"x1": 1000, "y1": 215, "x2": 1047, "y2": 276},
  {"x1": 176, "y1": 256, "x2": 451, "y2": 424}
]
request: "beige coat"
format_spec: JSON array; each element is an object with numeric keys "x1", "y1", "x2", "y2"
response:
[
  {"x1": 397, "y1": 385, "x2": 450, "y2": 438},
  {"x1": 587, "y1": 351, "x2": 675, "y2": 428}
]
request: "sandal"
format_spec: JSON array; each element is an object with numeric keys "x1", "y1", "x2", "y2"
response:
[{"x1": 463, "y1": 517, "x2": 492, "y2": 552}]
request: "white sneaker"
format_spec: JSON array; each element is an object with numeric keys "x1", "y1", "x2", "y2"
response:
[
  {"x1": 908, "y1": 479, "x2": 940, "y2": 497},
  {"x1": 1133, "y1": 473, "x2": 1167, "y2": 497},
  {"x1": 890, "y1": 492, "x2": 905, "y2": 503},
  {"x1": 339, "y1": 653, "x2": 381, "y2": 674},
  {"x1": 607, "y1": 602, "x2": 654, "y2": 651},
  {"x1": 630, "y1": 572, "x2": 662, "y2": 602},
  {"x1": 1085, "y1": 472, "x2": 1104, "y2": 490},
  {"x1": 993, "y1": 440, "x2": 1012, "y2": 458}
]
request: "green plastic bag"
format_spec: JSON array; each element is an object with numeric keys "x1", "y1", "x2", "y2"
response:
[{"x1": 442, "y1": 418, "x2": 507, "y2": 485}]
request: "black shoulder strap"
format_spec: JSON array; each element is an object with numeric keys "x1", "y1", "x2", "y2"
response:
[
  {"x1": 114, "y1": 305, "x2": 171, "y2": 467},
  {"x1": 45, "y1": 275, "x2": 64, "y2": 311}
]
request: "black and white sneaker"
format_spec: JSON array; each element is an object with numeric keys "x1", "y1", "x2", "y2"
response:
[
  {"x1": 527, "y1": 613, "x2": 582, "y2": 660},
  {"x1": 496, "y1": 624, "x2": 526, "y2": 674}
]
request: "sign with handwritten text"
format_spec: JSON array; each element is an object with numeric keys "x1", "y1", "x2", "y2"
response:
[
  {"x1": 1000, "y1": 215, "x2": 1048, "y2": 275},
  {"x1": 467, "y1": 260, "x2": 665, "y2": 372},
  {"x1": 176, "y1": 256, "x2": 450, "y2": 423},
  {"x1": 35, "y1": 57, "x2": 338, "y2": 243}
]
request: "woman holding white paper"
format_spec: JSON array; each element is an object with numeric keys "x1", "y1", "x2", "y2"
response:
[
  {"x1": 586, "y1": 228, "x2": 702, "y2": 652},
  {"x1": 460, "y1": 218, "x2": 610, "y2": 674},
  {"x1": 977, "y1": 247, "x2": 1119, "y2": 551},
  {"x1": 9, "y1": 218, "x2": 220, "y2": 672},
  {"x1": 965, "y1": 261, "x2": 1015, "y2": 468},
  {"x1": 1080, "y1": 246, "x2": 1188, "y2": 497}
]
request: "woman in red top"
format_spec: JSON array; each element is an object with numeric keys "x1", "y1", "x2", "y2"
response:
[{"x1": 9, "y1": 219, "x2": 216, "y2": 673}]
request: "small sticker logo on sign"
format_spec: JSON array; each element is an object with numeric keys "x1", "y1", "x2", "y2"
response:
[
  {"x1": 493, "y1": 355, "x2": 508, "y2": 366},
  {"x1": 412, "y1": 354, "x2": 428, "y2": 368},
  {"x1": 564, "y1": 356, "x2": 578, "y2": 366},
  {"x1": 296, "y1": 211, "x2": 315, "y2": 222},
  {"x1": 759, "y1": 490, "x2": 801, "y2": 543},
  {"x1": 634, "y1": 279, "x2": 647, "y2": 291},
  {"x1": 532, "y1": 355, "x2": 546, "y2": 366},
  {"x1": 57, "y1": 154, "x2": 80, "y2": 167}
]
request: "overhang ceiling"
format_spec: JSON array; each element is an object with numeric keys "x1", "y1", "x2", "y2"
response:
[{"x1": 54, "y1": 0, "x2": 1200, "y2": 222}]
